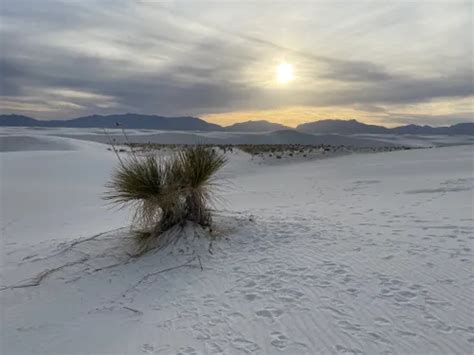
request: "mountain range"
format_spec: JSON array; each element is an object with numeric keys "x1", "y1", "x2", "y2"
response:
[
  {"x1": 0, "y1": 114, "x2": 472, "y2": 135},
  {"x1": 296, "y1": 119, "x2": 474, "y2": 135},
  {"x1": 0, "y1": 114, "x2": 221, "y2": 131},
  {"x1": 224, "y1": 120, "x2": 290, "y2": 132}
]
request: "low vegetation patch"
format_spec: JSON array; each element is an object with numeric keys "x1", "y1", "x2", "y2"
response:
[
  {"x1": 105, "y1": 145, "x2": 227, "y2": 253},
  {"x1": 123, "y1": 143, "x2": 412, "y2": 161}
]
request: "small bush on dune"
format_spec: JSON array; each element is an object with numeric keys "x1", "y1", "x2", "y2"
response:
[
  {"x1": 176, "y1": 146, "x2": 227, "y2": 226},
  {"x1": 105, "y1": 146, "x2": 227, "y2": 252}
]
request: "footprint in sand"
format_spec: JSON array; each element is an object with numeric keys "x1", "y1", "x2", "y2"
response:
[
  {"x1": 244, "y1": 293, "x2": 259, "y2": 301},
  {"x1": 205, "y1": 342, "x2": 224, "y2": 354},
  {"x1": 176, "y1": 346, "x2": 198, "y2": 355},
  {"x1": 374, "y1": 317, "x2": 391, "y2": 326},
  {"x1": 335, "y1": 344, "x2": 363, "y2": 354},
  {"x1": 140, "y1": 344, "x2": 154, "y2": 353},
  {"x1": 255, "y1": 308, "x2": 284, "y2": 322},
  {"x1": 231, "y1": 338, "x2": 260, "y2": 353},
  {"x1": 270, "y1": 331, "x2": 289, "y2": 350}
]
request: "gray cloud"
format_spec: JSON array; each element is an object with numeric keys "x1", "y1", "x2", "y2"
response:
[
  {"x1": 319, "y1": 60, "x2": 394, "y2": 82},
  {"x1": 1, "y1": 0, "x2": 472, "y2": 124}
]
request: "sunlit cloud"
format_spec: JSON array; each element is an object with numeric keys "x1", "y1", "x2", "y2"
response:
[
  {"x1": 44, "y1": 89, "x2": 116, "y2": 101},
  {"x1": 0, "y1": 98, "x2": 84, "y2": 113},
  {"x1": 204, "y1": 96, "x2": 474, "y2": 128},
  {"x1": 0, "y1": 0, "x2": 472, "y2": 125}
]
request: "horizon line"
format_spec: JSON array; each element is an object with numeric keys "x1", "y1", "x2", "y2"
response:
[{"x1": 1, "y1": 112, "x2": 472, "y2": 129}]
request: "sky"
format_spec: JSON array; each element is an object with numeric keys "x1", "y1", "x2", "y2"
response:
[{"x1": 1, "y1": 0, "x2": 473, "y2": 127}]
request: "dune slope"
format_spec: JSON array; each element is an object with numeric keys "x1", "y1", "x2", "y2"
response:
[{"x1": 1, "y1": 136, "x2": 473, "y2": 354}]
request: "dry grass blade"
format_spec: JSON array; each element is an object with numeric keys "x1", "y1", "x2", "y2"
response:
[
  {"x1": 105, "y1": 145, "x2": 227, "y2": 253},
  {"x1": 104, "y1": 155, "x2": 164, "y2": 205},
  {"x1": 175, "y1": 146, "x2": 227, "y2": 225}
]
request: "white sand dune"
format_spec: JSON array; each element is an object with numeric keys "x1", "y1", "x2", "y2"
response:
[
  {"x1": 56, "y1": 130, "x2": 400, "y2": 148},
  {"x1": 0, "y1": 135, "x2": 78, "y2": 152},
  {"x1": 1, "y1": 137, "x2": 129, "y2": 247},
  {"x1": 2, "y1": 127, "x2": 403, "y2": 148},
  {"x1": 4, "y1": 127, "x2": 474, "y2": 148},
  {"x1": 353, "y1": 133, "x2": 474, "y2": 148},
  {"x1": 0, "y1": 133, "x2": 114, "y2": 152},
  {"x1": 1, "y1": 132, "x2": 473, "y2": 354}
]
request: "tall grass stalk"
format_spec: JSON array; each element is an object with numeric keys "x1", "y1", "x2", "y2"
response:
[{"x1": 105, "y1": 144, "x2": 227, "y2": 252}]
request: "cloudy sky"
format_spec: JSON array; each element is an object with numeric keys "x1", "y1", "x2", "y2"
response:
[{"x1": 1, "y1": 0, "x2": 472, "y2": 126}]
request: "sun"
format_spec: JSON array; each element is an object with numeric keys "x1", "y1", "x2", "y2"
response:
[{"x1": 276, "y1": 62, "x2": 294, "y2": 84}]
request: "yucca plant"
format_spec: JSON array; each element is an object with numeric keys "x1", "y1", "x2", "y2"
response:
[
  {"x1": 176, "y1": 146, "x2": 227, "y2": 226},
  {"x1": 105, "y1": 145, "x2": 227, "y2": 252}
]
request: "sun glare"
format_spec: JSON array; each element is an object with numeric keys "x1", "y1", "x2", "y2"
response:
[{"x1": 276, "y1": 62, "x2": 294, "y2": 84}]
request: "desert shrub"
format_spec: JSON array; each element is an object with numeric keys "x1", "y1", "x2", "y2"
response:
[
  {"x1": 175, "y1": 146, "x2": 227, "y2": 226},
  {"x1": 105, "y1": 146, "x2": 227, "y2": 251}
]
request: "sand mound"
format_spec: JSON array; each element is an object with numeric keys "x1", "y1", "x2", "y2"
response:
[
  {"x1": 0, "y1": 135, "x2": 78, "y2": 152},
  {"x1": 2, "y1": 134, "x2": 472, "y2": 354},
  {"x1": 57, "y1": 129, "x2": 400, "y2": 148}
]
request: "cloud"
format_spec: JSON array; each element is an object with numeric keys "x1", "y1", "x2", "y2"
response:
[
  {"x1": 319, "y1": 60, "x2": 393, "y2": 82},
  {"x1": 0, "y1": 0, "x2": 472, "y2": 124}
]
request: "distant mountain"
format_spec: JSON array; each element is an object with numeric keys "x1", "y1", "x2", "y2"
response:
[
  {"x1": 0, "y1": 114, "x2": 41, "y2": 127},
  {"x1": 224, "y1": 120, "x2": 290, "y2": 132},
  {"x1": 1, "y1": 114, "x2": 473, "y2": 135},
  {"x1": 297, "y1": 119, "x2": 474, "y2": 135},
  {"x1": 0, "y1": 113, "x2": 222, "y2": 131},
  {"x1": 390, "y1": 122, "x2": 474, "y2": 135},
  {"x1": 297, "y1": 119, "x2": 389, "y2": 134},
  {"x1": 447, "y1": 123, "x2": 474, "y2": 135}
]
